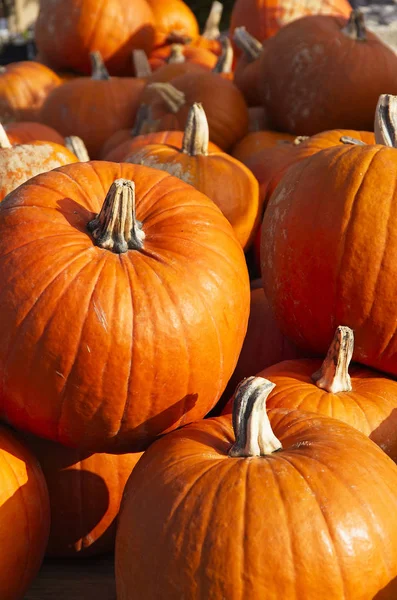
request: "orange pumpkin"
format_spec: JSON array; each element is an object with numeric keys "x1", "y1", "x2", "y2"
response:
[
  {"x1": 231, "y1": 129, "x2": 295, "y2": 164},
  {"x1": 149, "y1": 43, "x2": 217, "y2": 71},
  {"x1": 190, "y1": 1, "x2": 224, "y2": 56},
  {"x1": 147, "y1": 0, "x2": 199, "y2": 48},
  {"x1": 35, "y1": 0, "x2": 156, "y2": 75},
  {"x1": 0, "y1": 426, "x2": 50, "y2": 600},
  {"x1": 0, "y1": 61, "x2": 61, "y2": 123},
  {"x1": 39, "y1": 52, "x2": 146, "y2": 158},
  {"x1": 23, "y1": 435, "x2": 142, "y2": 557},
  {"x1": 4, "y1": 121, "x2": 65, "y2": 146},
  {"x1": 116, "y1": 375, "x2": 397, "y2": 599},
  {"x1": 0, "y1": 162, "x2": 249, "y2": 452},
  {"x1": 125, "y1": 103, "x2": 260, "y2": 249}
]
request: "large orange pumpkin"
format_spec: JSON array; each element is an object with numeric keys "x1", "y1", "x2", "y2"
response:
[
  {"x1": 125, "y1": 103, "x2": 260, "y2": 249},
  {"x1": 35, "y1": 0, "x2": 156, "y2": 75},
  {"x1": 261, "y1": 94, "x2": 397, "y2": 377},
  {"x1": 0, "y1": 162, "x2": 249, "y2": 452},
  {"x1": 147, "y1": 0, "x2": 199, "y2": 48},
  {"x1": 39, "y1": 52, "x2": 147, "y2": 158},
  {"x1": 116, "y1": 375, "x2": 397, "y2": 599},
  {"x1": 0, "y1": 61, "x2": 61, "y2": 123},
  {"x1": 0, "y1": 426, "x2": 50, "y2": 600},
  {"x1": 23, "y1": 435, "x2": 142, "y2": 557},
  {"x1": 258, "y1": 10, "x2": 397, "y2": 135},
  {"x1": 4, "y1": 121, "x2": 65, "y2": 146}
]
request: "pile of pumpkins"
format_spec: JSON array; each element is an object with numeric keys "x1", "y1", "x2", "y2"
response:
[{"x1": 2, "y1": 0, "x2": 397, "y2": 598}]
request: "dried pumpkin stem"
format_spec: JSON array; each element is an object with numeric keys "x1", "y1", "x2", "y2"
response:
[
  {"x1": 65, "y1": 136, "x2": 90, "y2": 161},
  {"x1": 182, "y1": 103, "x2": 209, "y2": 156},
  {"x1": 146, "y1": 83, "x2": 186, "y2": 113},
  {"x1": 374, "y1": 94, "x2": 397, "y2": 147},
  {"x1": 341, "y1": 9, "x2": 367, "y2": 41},
  {"x1": 167, "y1": 44, "x2": 186, "y2": 65},
  {"x1": 311, "y1": 326, "x2": 353, "y2": 393},
  {"x1": 233, "y1": 27, "x2": 262, "y2": 61},
  {"x1": 90, "y1": 51, "x2": 111, "y2": 81},
  {"x1": 87, "y1": 179, "x2": 145, "y2": 253},
  {"x1": 0, "y1": 123, "x2": 12, "y2": 149},
  {"x1": 340, "y1": 136, "x2": 367, "y2": 146},
  {"x1": 202, "y1": 1, "x2": 223, "y2": 40},
  {"x1": 213, "y1": 36, "x2": 233, "y2": 74},
  {"x1": 229, "y1": 377, "x2": 282, "y2": 458},
  {"x1": 130, "y1": 104, "x2": 151, "y2": 136},
  {"x1": 133, "y1": 50, "x2": 152, "y2": 78},
  {"x1": 293, "y1": 136, "x2": 309, "y2": 146}
]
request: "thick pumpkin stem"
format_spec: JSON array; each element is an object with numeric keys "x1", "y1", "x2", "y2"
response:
[
  {"x1": 0, "y1": 124, "x2": 12, "y2": 149},
  {"x1": 213, "y1": 36, "x2": 233, "y2": 74},
  {"x1": 87, "y1": 179, "x2": 145, "y2": 253},
  {"x1": 340, "y1": 136, "x2": 367, "y2": 146},
  {"x1": 233, "y1": 27, "x2": 262, "y2": 61},
  {"x1": 311, "y1": 326, "x2": 353, "y2": 393},
  {"x1": 130, "y1": 104, "x2": 152, "y2": 136},
  {"x1": 146, "y1": 83, "x2": 186, "y2": 113},
  {"x1": 229, "y1": 377, "x2": 282, "y2": 458},
  {"x1": 202, "y1": 1, "x2": 223, "y2": 40},
  {"x1": 133, "y1": 50, "x2": 152, "y2": 78},
  {"x1": 167, "y1": 44, "x2": 186, "y2": 64},
  {"x1": 90, "y1": 51, "x2": 111, "y2": 81},
  {"x1": 374, "y1": 94, "x2": 397, "y2": 147},
  {"x1": 341, "y1": 10, "x2": 367, "y2": 41},
  {"x1": 182, "y1": 103, "x2": 209, "y2": 156},
  {"x1": 65, "y1": 136, "x2": 90, "y2": 161}
]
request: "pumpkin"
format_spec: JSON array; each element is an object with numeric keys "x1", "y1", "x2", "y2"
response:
[
  {"x1": 39, "y1": 52, "x2": 146, "y2": 158},
  {"x1": 0, "y1": 125, "x2": 78, "y2": 202},
  {"x1": 233, "y1": 27, "x2": 263, "y2": 106},
  {"x1": 258, "y1": 10, "x2": 397, "y2": 135},
  {"x1": 230, "y1": 0, "x2": 351, "y2": 46},
  {"x1": 149, "y1": 43, "x2": 217, "y2": 71},
  {"x1": 190, "y1": 1, "x2": 224, "y2": 56},
  {"x1": 125, "y1": 103, "x2": 260, "y2": 249},
  {"x1": 143, "y1": 75, "x2": 249, "y2": 150},
  {"x1": 35, "y1": 0, "x2": 156, "y2": 76},
  {"x1": 147, "y1": 0, "x2": 199, "y2": 48},
  {"x1": 247, "y1": 106, "x2": 271, "y2": 131},
  {"x1": 115, "y1": 375, "x2": 397, "y2": 599},
  {"x1": 4, "y1": 121, "x2": 65, "y2": 146},
  {"x1": 0, "y1": 426, "x2": 50, "y2": 600},
  {"x1": 261, "y1": 93, "x2": 397, "y2": 377},
  {"x1": 0, "y1": 61, "x2": 61, "y2": 124},
  {"x1": 231, "y1": 129, "x2": 295, "y2": 164},
  {"x1": 0, "y1": 162, "x2": 249, "y2": 452},
  {"x1": 23, "y1": 434, "x2": 142, "y2": 557}
]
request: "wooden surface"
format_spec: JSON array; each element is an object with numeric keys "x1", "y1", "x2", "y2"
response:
[{"x1": 24, "y1": 555, "x2": 116, "y2": 600}]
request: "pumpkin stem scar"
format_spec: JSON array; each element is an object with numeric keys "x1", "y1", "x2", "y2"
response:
[
  {"x1": 146, "y1": 83, "x2": 186, "y2": 114},
  {"x1": 293, "y1": 136, "x2": 309, "y2": 146},
  {"x1": 374, "y1": 94, "x2": 397, "y2": 147},
  {"x1": 229, "y1": 376, "x2": 282, "y2": 457},
  {"x1": 167, "y1": 44, "x2": 186, "y2": 64},
  {"x1": 87, "y1": 179, "x2": 145, "y2": 253},
  {"x1": 340, "y1": 136, "x2": 366, "y2": 146},
  {"x1": 341, "y1": 9, "x2": 367, "y2": 42},
  {"x1": 233, "y1": 27, "x2": 262, "y2": 62},
  {"x1": 202, "y1": 1, "x2": 223, "y2": 40},
  {"x1": 90, "y1": 51, "x2": 111, "y2": 81},
  {"x1": 312, "y1": 326, "x2": 354, "y2": 393},
  {"x1": 213, "y1": 37, "x2": 233, "y2": 74},
  {"x1": 182, "y1": 103, "x2": 209, "y2": 156},
  {"x1": 132, "y1": 49, "x2": 152, "y2": 78}
]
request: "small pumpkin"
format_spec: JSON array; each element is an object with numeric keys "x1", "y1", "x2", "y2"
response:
[
  {"x1": 115, "y1": 375, "x2": 397, "y2": 599},
  {"x1": 0, "y1": 426, "x2": 50, "y2": 600},
  {"x1": 147, "y1": 0, "x2": 199, "y2": 48},
  {"x1": 125, "y1": 103, "x2": 260, "y2": 249},
  {"x1": 4, "y1": 121, "x2": 65, "y2": 146}
]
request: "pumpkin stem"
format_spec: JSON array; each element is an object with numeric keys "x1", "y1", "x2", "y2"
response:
[
  {"x1": 167, "y1": 44, "x2": 186, "y2": 64},
  {"x1": 146, "y1": 83, "x2": 186, "y2": 113},
  {"x1": 233, "y1": 27, "x2": 262, "y2": 61},
  {"x1": 182, "y1": 103, "x2": 209, "y2": 156},
  {"x1": 87, "y1": 179, "x2": 145, "y2": 253},
  {"x1": 90, "y1": 51, "x2": 111, "y2": 80},
  {"x1": 293, "y1": 135, "x2": 309, "y2": 146},
  {"x1": 0, "y1": 123, "x2": 12, "y2": 149},
  {"x1": 229, "y1": 376, "x2": 282, "y2": 458},
  {"x1": 130, "y1": 104, "x2": 153, "y2": 136},
  {"x1": 65, "y1": 136, "x2": 90, "y2": 161},
  {"x1": 202, "y1": 1, "x2": 223, "y2": 40},
  {"x1": 341, "y1": 10, "x2": 367, "y2": 42},
  {"x1": 374, "y1": 94, "x2": 397, "y2": 147},
  {"x1": 213, "y1": 36, "x2": 233, "y2": 74},
  {"x1": 311, "y1": 326, "x2": 353, "y2": 393},
  {"x1": 340, "y1": 136, "x2": 367, "y2": 146},
  {"x1": 165, "y1": 32, "x2": 192, "y2": 45},
  {"x1": 133, "y1": 49, "x2": 152, "y2": 78}
]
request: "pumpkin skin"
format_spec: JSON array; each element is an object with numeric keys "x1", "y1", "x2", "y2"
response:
[
  {"x1": 0, "y1": 161, "x2": 249, "y2": 452},
  {"x1": 115, "y1": 398, "x2": 397, "y2": 599},
  {"x1": 149, "y1": 45, "x2": 217, "y2": 71},
  {"x1": 35, "y1": 0, "x2": 156, "y2": 76},
  {"x1": 147, "y1": 0, "x2": 199, "y2": 48},
  {"x1": 23, "y1": 435, "x2": 142, "y2": 557},
  {"x1": 4, "y1": 122, "x2": 65, "y2": 146},
  {"x1": 261, "y1": 141, "x2": 397, "y2": 377},
  {"x1": 258, "y1": 13, "x2": 397, "y2": 135},
  {"x1": 0, "y1": 426, "x2": 50, "y2": 600},
  {"x1": 0, "y1": 61, "x2": 61, "y2": 123},
  {"x1": 147, "y1": 60, "x2": 206, "y2": 84},
  {"x1": 231, "y1": 129, "x2": 295, "y2": 164}
]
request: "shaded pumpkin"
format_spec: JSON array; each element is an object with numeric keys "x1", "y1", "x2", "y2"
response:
[
  {"x1": 149, "y1": 43, "x2": 217, "y2": 71},
  {"x1": 0, "y1": 161, "x2": 249, "y2": 452},
  {"x1": 125, "y1": 103, "x2": 260, "y2": 249},
  {"x1": 147, "y1": 0, "x2": 199, "y2": 48},
  {"x1": 116, "y1": 375, "x2": 397, "y2": 599},
  {"x1": 4, "y1": 121, "x2": 65, "y2": 146},
  {"x1": 0, "y1": 426, "x2": 50, "y2": 600}
]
